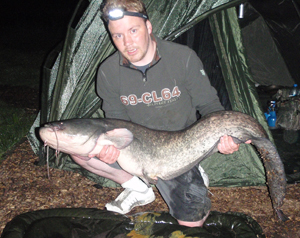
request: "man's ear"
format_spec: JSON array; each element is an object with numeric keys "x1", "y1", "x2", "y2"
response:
[{"x1": 146, "y1": 20, "x2": 152, "y2": 35}]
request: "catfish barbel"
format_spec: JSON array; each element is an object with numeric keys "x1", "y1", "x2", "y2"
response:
[{"x1": 39, "y1": 110, "x2": 287, "y2": 221}]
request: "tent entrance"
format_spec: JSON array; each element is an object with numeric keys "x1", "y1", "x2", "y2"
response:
[{"x1": 28, "y1": 0, "x2": 300, "y2": 188}]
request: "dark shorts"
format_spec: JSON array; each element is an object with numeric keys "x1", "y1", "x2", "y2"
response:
[
  {"x1": 109, "y1": 162, "x2": 211, "y2": 222},
  {"x1": 156, "y1": 166, "x2": 211, "y2": 222}
]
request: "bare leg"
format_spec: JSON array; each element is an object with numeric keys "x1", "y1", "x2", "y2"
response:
[
  {"x1": 71, "y1": 155, "x2": 155, "y2": 214},
  {"x1": 71, "y1": 155, "x2": 133, "y2": 184}
]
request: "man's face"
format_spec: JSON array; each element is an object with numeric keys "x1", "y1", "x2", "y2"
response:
[{"x1": 108, "y1": 15, "x2": 153, "y2": 66}]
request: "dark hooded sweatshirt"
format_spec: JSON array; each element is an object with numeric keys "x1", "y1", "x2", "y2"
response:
[{"x1": 97, "y1": 35, "x2": 224, "y2": 131}]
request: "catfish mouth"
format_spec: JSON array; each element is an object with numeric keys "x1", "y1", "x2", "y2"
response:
[{"x1": 39, "y1": 125, "x2": 60, "y2": 150}]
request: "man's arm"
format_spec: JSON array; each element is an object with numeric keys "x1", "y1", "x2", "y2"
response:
[
  {"x1": 94, "y1": 63, "x2": 128, "y2": 163},
  {"x1": 97, "y1": 62, "x2": 131, "y2": 121},
  {"x1": 184, "y1": 50, "x2": 250, "y2": 154}
]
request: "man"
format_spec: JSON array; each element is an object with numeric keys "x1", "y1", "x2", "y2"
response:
[{"x1": 71, "y1": 0, "x2": 247, "y2": 227}]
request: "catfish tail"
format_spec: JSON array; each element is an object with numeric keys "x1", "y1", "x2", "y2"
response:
[{"x1": 251, "y1": 137, "x2": 288, "y2": 221}]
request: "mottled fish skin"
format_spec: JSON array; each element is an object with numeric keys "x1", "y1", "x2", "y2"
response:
[{"x1": 39, "y1": 110, "x2": 287, "y2": 221}]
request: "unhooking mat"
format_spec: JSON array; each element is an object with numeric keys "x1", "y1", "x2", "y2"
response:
[{"x1": 1, "y1": 208, "x2": 265, "y2": 238}]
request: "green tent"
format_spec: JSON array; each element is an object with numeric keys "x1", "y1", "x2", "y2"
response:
[{"x1": 28, "y1": 0, "x2": 299, "y2": 187}]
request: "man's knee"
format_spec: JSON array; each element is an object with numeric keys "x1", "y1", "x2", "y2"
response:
[
  {"x1": 156, "y1": 166, "x2": 211, "y2": 222},
  {"x1": 172, "y1": 183, "x2": 211, "y2": 222}
]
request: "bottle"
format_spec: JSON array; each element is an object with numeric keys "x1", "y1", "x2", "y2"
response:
[
  {"x1": 289, "y1": 84, "x2": 299, "y2": 97},
  {"x1": 265, "y1": 101, "x2": 277, "y2": 128},
  {"x1": 267, "y1": 110, "x2": 277, "y2": 128}
]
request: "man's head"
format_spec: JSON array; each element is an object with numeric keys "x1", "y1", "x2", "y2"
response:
[{"x1": 101, "y1": 0, "x2": 155, "y2": 66}]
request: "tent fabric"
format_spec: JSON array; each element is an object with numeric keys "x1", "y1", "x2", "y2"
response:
[
  {"x1": 249, "y1": 0, "x2": 300, "y2": 85},
  {"x1": 1, "y1": 209, "x2": 266, "y2": 238},
  {"x1": 173, "y1": 13, "x2": 267, "y2": 187},
  {"x1": 173, "y1": 18, "x2": 232, "y2": 111},
  {"x1": 28, "y1": 0, "x2": 274, "y2": 188},
  {"x1": 199, "y1": 8, "x2": 269, "y2": 187},
  {"x1": 239, "y1": 3, "x2": 294, "y2": 87}
]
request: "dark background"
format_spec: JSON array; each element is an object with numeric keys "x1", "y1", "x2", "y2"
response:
[
  {"x1": 0, "y1": 0, "x2": 79, "y2": 52},
  {"x1": 0, "y1": 0, "x2": 80, "y2": 89}
]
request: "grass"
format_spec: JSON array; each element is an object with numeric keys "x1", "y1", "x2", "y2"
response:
[
  {"x1": 0, "y1": 1, "x2": 74, "y2": 164},
  {"x1": 0, "y1": 101, "x2": 37, "y2": 163},
  {"x1": 0, "y1": 30, "x2": 43, "y2": 164}
]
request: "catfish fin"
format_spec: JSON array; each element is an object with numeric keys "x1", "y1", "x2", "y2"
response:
[{"x1": 104, "y1": 128, "x2": 134, "y2": 149}]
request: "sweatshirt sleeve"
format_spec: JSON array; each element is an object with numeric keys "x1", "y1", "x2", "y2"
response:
[
  {"x1": 185, "y1": 50, "x2": 224, "y2": 116},
  {"x1": 96, "y1": 65, "x2": 130, "y2": 121}
]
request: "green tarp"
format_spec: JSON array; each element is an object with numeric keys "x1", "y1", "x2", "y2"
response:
[
  {"x1": 1, "y1": 209, "x2": 266, "y2": 238},
  {"x1": 28, "y1": 0, "x2": 272, "y2": 188}
]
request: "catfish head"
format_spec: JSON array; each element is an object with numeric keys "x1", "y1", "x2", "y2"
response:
[{"x1": 39, "y1": 118, "x2": 134, "y2": 158}]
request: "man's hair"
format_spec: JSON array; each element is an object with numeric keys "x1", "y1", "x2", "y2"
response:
[{"x1": 101, "y1": 0, "x2": 148, "y2": 22}]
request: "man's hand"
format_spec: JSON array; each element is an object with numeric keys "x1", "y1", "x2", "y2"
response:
[
  {"x1": 218, "y1": 135, "x2": 251, "y2": 154},
  {"x1": 88, "y1": 145, "x2": 120, "y2": 164}
]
